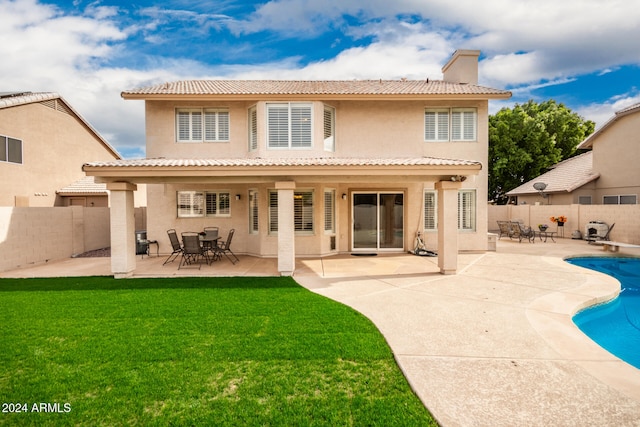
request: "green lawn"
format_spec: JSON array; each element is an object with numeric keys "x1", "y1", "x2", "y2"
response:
[{"x1": 0, "y1": 277, "x2": 436, "y2": 426}]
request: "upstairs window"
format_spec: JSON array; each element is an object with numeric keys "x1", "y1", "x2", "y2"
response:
[
  {"x1": 324, "y1": 105, "x2": 335, "y2": 151},
  {"x1": 176, "y1": 108, "x2": 229, "y2": 142},
  {"x1": 248, "y1": 106, "x2": 257, "y2": 151},
  {"x1": 425, "y1": 108, "x2": 477, "y2": 142},
  {"x1": 0, "y1": 135, "x2": 22, "y2": 164},
  {"x1": 267, "y1": 103, "x2": 312, "y2": 149}
]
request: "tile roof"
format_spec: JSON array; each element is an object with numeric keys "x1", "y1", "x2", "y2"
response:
[
  {"x1": 506, "y1": 152, "x2": 598, "y2": 195},
  {"x1": 84, "y1": 156, "x2": 482, "y2": 169},
  {"x1": 57, "y1": 176, "x2": 108, "y2": 195},
  {"x1": 0, "y1": 92, "x2": 61, "y2": 109},
  {"x1": 121, "y1": 79, "x2": 511, "y2": 98}
]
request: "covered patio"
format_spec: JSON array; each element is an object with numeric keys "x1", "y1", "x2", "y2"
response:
[{"x1": 84, "y1": 157, "x2": 482, "y2": 278}]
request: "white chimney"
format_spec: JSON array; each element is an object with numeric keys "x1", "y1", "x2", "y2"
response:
[{"x1": 442, "y1": 49, "x2": 480, "y2": 85}]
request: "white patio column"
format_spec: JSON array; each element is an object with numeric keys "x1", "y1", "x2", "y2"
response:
[
  {"x1": 107, "y1": 182, "x2": 137, "y2": 279},
  {"x1": 436, "y1": 180, "x2": 462, "y2": 275},
  {"x1": 276, "y1": 181, "x2": 296, "y2": 276}
]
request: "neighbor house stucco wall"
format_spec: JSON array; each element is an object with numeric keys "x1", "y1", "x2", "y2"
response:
[{"x1": 0, "y1": 102, "x2": 119, "y2": 207}]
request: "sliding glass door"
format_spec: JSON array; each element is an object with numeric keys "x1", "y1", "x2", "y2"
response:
[{"x1": 352, "y1": 192, "x2": 404, "y2": 251}]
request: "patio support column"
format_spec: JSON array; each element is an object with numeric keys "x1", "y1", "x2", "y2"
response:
[
  {"x1": 107, "y1": 182, "x2": 137, "y2": 279},
  {"x1": 276, "y1": 181, "x2": 296, "y2": 276},
  {"x1": 436, "y1": 180, "x2": 462, "y2": 275}
]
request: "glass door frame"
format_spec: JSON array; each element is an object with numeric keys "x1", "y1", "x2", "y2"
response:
[{"x1": 351, "y1": 191, "x2": 405, "y2": 252}]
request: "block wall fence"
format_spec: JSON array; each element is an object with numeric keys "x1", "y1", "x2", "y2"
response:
[
  {"x1": 488, "y1": 204, "x2": 640, "y2": 244},
  {"x1": 0, "y1": 207, "x2": 146, "y2": 273}
]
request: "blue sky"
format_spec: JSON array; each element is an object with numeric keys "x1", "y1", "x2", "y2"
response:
[{"x1": 1, "y1": 0, "x2": 639, "y2": 158}]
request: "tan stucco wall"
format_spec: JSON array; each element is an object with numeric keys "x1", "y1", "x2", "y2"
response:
[
  {"x1": 142, "y1": 98, "x2": 490, "y2": 255},
  {"x1": 0, "y1": 102, "x2": 119, "y2": 207},
  {"x1": 591, "y1": 112, "x2": 640, "y2": 203},
  {"x1": 0, "y1": 207, "x2": 111, "y2": 272}
]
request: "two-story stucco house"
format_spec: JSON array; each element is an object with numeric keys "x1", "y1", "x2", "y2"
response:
[
  {"x1": 84, "y1": 49, "x2": 511, "y2": 278},
  {"x1": 0, "y1": 92, "x2": 121, "y2": 207}
]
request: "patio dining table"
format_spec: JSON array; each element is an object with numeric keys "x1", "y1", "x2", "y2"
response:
[{"x1": 199, "y1": 235, "x2": 221, "y2": 262}]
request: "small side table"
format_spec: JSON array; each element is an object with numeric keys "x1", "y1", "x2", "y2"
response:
[
  {"x1": 141, "y1": 239, "x2": 159, "y2": 258},
  {"x1": 537, "y1": 230, "x2": 557, "y2": 242}
]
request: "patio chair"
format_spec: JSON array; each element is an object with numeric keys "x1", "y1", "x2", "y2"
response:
[
  {"x1": 163, "y1": 229, "x2": 183, "y2": 265},
  {"x1": 203, "y1": 227, "x2": 221, "y2": 261},
  {"x1": 179, "y1": 232, "x2": 210, "y2": 269},
  {"x1": 509, "y1": 221, "x2": 535, "y2": 243},
  {"x1": 217, "y1": 228, "x2": 239, "y2": 264},
  {"x1": 204, "y1": 226, "x2": 219, "y2": 239},
  {"x1": 588, "y1": 223, "x2": 615, "y2": 244},
  {"x1": 496, "y1": 221, "x2": 512, "y2": 239}
]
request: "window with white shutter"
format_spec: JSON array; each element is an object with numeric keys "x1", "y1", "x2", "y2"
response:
[
  {"x1": 267, "y1": 103, "x2": 312, "y2": 149},
  {"x1": 324, "y1": 190, "x2": 335, "y2": 233},
  {"x1": 249, "y1": 190, "x2": 259, "y2": 233},
  {"x1": 177, "y1": 191, "x2": 230, "y2": 218},
  {"x1": 324, "y1": 105, "x2": 335, "y2": 151},
  {"x1": 424, "y1": 191, "x2": 437, "y2": 230},
  {"x1": 176, "y1": 108, "x2": 229, "y2": 142},
  {"x1": 248, "y1": 106, "x2": 257, "y2": 151},
  {"x1": 268, "y1": 190, "x2": 314, "y2": 234},
  {"x1": 425, "y1": 108, "x2": 476, "y2": 142},
  {"x1": 458, "y1": 190, "x2": 476, "y2": 231}
]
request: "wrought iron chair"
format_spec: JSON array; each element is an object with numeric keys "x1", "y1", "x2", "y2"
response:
[
  {"x1": 163, "y1": 229, "x2": 183, "y2": 265},
  {"x1": 217, "y1": 228, "x2": 239, "y2": 264},
  {"x1": 179, "y1": 232, "x2": 210, "y2": 269}
]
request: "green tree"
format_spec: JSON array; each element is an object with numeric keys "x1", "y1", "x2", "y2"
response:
[{"x1": 488, "y1": 100, "x2": 595, "y2": 204}]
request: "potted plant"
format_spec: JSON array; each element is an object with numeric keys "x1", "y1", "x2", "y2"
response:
[
  {"x1": 538, "y1": 224, "x2": 549, "y2": 231},
  {"x1": 550, "y1": 216, "x2": 567, "y2": 226}
]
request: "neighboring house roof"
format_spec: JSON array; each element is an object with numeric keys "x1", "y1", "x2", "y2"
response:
[
  {"x1": 121, "y1": 79, "x2": 511, "y2": 100},
  {"x1": 0, "y1": 91, "x2": 122, "y2": 159},
  {"x1": 578, "y1": 102, "x2": 640, "y2": 149},
  {"x1": 57, "y1": 176, "x2": 108, "y2": 196},
  {"x1": 506, "y1": 151, "x2": 599, "y2": 196}
]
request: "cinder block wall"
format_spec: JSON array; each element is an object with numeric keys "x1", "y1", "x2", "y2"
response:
[
  {"x1": 0, "y1": 207, "x2": 114, "y2": 272},
  {"x1": 488, "y1": 204, "x2": 640, "y2": 244}
]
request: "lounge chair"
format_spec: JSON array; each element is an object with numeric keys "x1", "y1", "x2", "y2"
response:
[
  {"x1": 497, "y1": 221, "x2": 512, "y2": 239},
  {"x1": 588, "y1": 223, "x2": 615, "y2": 244},
  {"x1": 163, "y1": 229, "x2": 183, "y2": 265},
  {"x1": 179, "y1": 232, "x2": 210, "y2": 269},
  {"x1": 509, "y1": 221, "x2": 535, "y2": 243},
  {"x1": 217, "y1": 228, "x2": 239, "y2": 264}
]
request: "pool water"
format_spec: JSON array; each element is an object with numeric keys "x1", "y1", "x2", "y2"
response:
[{"x1": 567, "y1": 257, "x2": 640, "y2": 369}]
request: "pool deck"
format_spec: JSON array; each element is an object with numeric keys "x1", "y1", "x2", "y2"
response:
[{"x1": 2, "y1": 237, "x2": 640, "y2": 426}]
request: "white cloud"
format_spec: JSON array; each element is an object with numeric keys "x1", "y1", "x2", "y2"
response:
[{"x1": 3, "y1": 0, "x2": 640, "y2": 157}]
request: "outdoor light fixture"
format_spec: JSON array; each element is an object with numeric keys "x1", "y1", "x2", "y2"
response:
[
  {"x1": 235, "y1": 194, "x2": 241, "y2": 200},
  {"x1": 342, "y1": 193, "x2": 347, "y2": 200},
  {"x1": 533, "y1": 182, "x2": 548, "y2": 198}
]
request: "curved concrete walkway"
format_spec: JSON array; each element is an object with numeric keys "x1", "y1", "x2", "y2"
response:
[
  {"x1": 294, "y1": 240, "x2": 640, "y2": 426},
  {"x1": 2, "y1": 238, "x2": 640, "y2": 425}
]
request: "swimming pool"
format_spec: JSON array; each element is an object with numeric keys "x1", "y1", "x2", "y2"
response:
[{"x1": 567, "y1": 256, "x2": 640, "y2": 369}]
